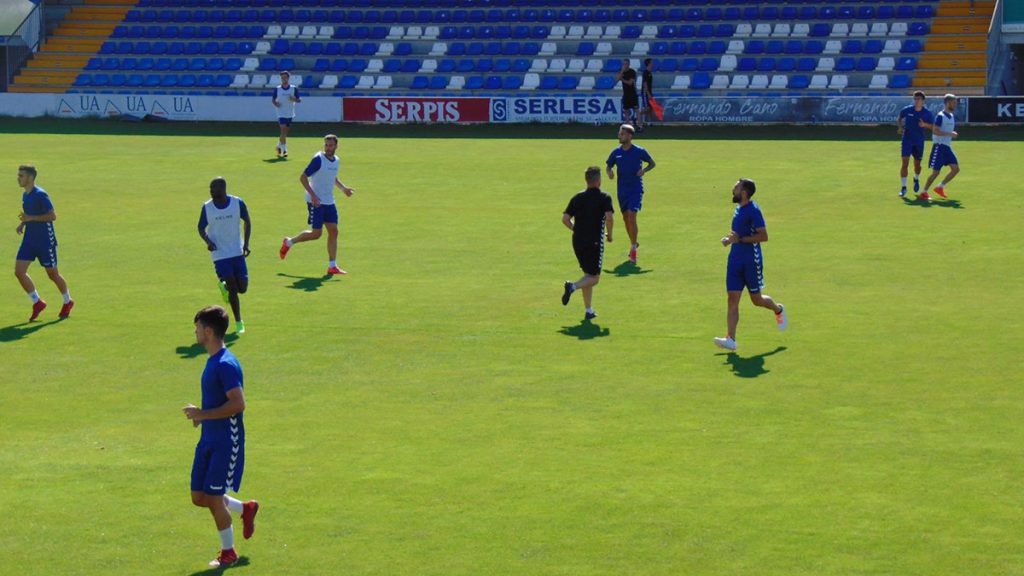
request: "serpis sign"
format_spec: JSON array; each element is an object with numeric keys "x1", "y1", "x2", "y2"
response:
[
  {"x1": 343, "y1": 97, "x2": 491, "y2": 123},
  {"x1": 491, "y1": 97, "x2": 620, "y2": 123}
]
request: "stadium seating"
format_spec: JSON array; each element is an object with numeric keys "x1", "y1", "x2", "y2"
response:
[{"x1": 65, "y1": 1, "x2": 946, "y2": 97}]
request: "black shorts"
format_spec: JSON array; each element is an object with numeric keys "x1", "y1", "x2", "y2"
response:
[
  {"x1": 622, "y1": 94, "x2": 639, "y2": 109},
  {"x1": 574, "y1": 239, "x2": 603, "y2": 276}
]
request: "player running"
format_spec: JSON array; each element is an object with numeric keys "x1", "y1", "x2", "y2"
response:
[
  {"x1": 183, "y1": 306, "x2": 260, "y2": 569},
  {"x1": 14, "y1": 164, "x2": 73, "y2": 321},
  {"x1": 714, "y1": 179, "x2": 787, "y2": 352},
  {"x1": 198, "y1": 177, "x2": 251, "y2": 335},
  {"x1": 920, "y1": 94, "x2": 960, "y2": 201},
  {"x1": 561, "y1": 166, "x2": 614, "y2": 320},
  {"x1": 896, "y1": 91, "x2": 934, "y2": 198},
  {"x1": 279, "y1": 134, "x2": 355, "y2": 275},
  {"x1": 616, "y1": 58, "x2": 639, "y2": 126},
  {"x1": 606, "y1": 124, "x2": 655, "y2": 265},
  {"x1": 271, "y1": 71, "x2": 301, "y2": 158}
]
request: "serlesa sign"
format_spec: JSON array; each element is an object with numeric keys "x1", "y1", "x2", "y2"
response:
[
  {"x1": 491, "y1": 96, "x2": 620, "y2": 123},
  {"x1": 343, "y1": 97, "x2": 491, "y2": 123}
]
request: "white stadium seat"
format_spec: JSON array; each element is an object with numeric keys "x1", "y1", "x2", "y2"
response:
[
  {"x1": 405, "y1": 26, "x2": 423, "y2": 40},
  {"x1": 878, "y1": 57, "x2": 895, "y2": 71},
  {"x1": 299, "y1": 25, "x2": 317, "y2": 39},
  {"x1": 869, "y1": 74, "x2": 888, "y2": 89},
  {"x1": 429, "y1": 42, "x2": 447, "y2": 56},
  {"x1": 824, "y1": 40, "x2": 842, "y2": 55},
  {"x1": 577, "y1": 76, "x2": 595, "y2": 90},
  {"x1": 671, "y1": 75, "x2": 690, "y2": 90},
  {"x1": 585, "y1": 26, "x2": 602, "y2": 40},
  {"x1": 550, "y1": 26, "x2": 567, "y2": 40},
  {"x1": 530, "y1": 58, "x2": 547, "y2": 72},
  {"x1": 641, "y1": 25, "x2": 658, "y2": 39},
  {"x1": 891, "y1": 23, "x2": 908, "y2": 36},
  {"x1": 817, "y1": 57, "x2": 835, "y2": 71},
  {"x1": 375, "y1": 76, "x2": 392, "y2": 89},
  {"x1": 540, "y1": 42, "x2": 557, "y2": 56},
  {"x1": 421, "y1": 59, "x2": 437, "y2": 73},
  {"x1": 366, "y1": 59, "x2": 383, "y2": 73},
  {"x1": 632, "y1": 42, "x2": 650, "y2": 56},
  {"x1": 595, "y1": 42, "x2": 612, "y2": 56},
  {"x1": 711, "y1": 74, "x2": 729, "y2": 89},
  {"x1": 603, "y1": 25, "x2": 621, "y2": 39},
  {"x1": 567, "y1": 26, "x2": 584, "y2": 40},
  {"x1": 317, "y1": 26, "x2": 332, "y2": 40},
  {"x1": 241, "y1": 57, "x2": 258, "y2": 71},
  {"x1": 727, "y1": 40, "x2": 744, "y2": 54},
  {"x1": 809, "y1": 74, "x2": 829, "y2": 89},
  {"x1": 567, "y1": 59, "x2": 585, "y2": 73},
  {"x1": 870, "y1": 23, "x2": 889, "y2": 37},
  {"x1": 832, "y1": 23, "x2": 849, "y2": 38},
  {"x1": 252, "y1": 42, "x2": 269, "y2": 56},
  {"x1": 792, "y1": 23, "x2": 810, "y2": 38},
  {"x1": 522, "y1": 73, "x2": 540, "y2": 90},
  {"x1": 319, "y1": 75, "x2": 338, "y2": 89},
  {"x1": 850, "y1": 23, "x2": 869, "y2": 36},
  {"x1": 549, "y1": 58, "x2": 567, "y2": 72},
  {"x1": 377, "y1": 43, "x2": 394, "y2": 56},
  {"x1": 423, "y1": 26, "x2": 439, "y2": 40},
  {"x1": 750, "y1": 74, "x2": 769, "y2": 89},
  {"x1": 735, "y1": 23, "x2": 753, "y2": 38},
  {"x1": 884, "y1": 40, "x2": 902, "y2": 54},
  {"x1": 282, "y1": 25, "x2": 299, "y2": 39},
  {"x1": 356, "y1": 75, "x2": 374, "y2": 89},
  {"x1": 752, "y1": 23, "x2": 771, "y2": 38},
  {"x1": 229, "y1": 74, "x2": 248, "y2": 88},
  {"x1": 719, "y1": 54, "x2": 738, "y2": 72},
  {"x1": 829, "y1": 75, "x2": 848, "y2": 90},
  {"x1": 772, "y1": 23, "x2": 791, "y2": 38},
  {"x1": 730, "y1": 75, "x2": 750, "y2": 89},
  {"x1": 769, "y1": 75, "x2": 788, "y2": 89},
  {"x1": 247, "y1": 73, "x2": 267, "y2": 88},
  {"x1": 266, "y1": 25, "x2": 282, "y2": 38},
  {"x1": 585, "y1": 58, "x2": 602, "y2": 73}
]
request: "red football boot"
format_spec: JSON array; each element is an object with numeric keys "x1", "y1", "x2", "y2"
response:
[
  {"x1": 59, "y1": 300, "x2": 75, "y2": 319},
  {"x1": 279, "y1": 238, "x2": 291, "y2": 260},
  {"x1": 241, "y1": 500, "x2": 260, "y2": 540},
  {"x1": 327, "y1": 265, "x2": 347, "y2": 275},
  {"x1": 29, "y1": 299, "x2": 46, "y2": 321},
  {"x1": 933, "y1": 186, "x2": 947, "y2": 199},
  {"x1": 209, "y1": 548, "x2": 238, "y2": 568}
]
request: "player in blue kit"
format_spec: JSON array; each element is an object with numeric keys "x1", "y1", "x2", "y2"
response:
[
  {"x1": 271, "y1": 71, "x2": 301, "y2": 158},
  {"x1": 896, "y1": 91, "x2": 934, "y2": 198},
  {"x1": 14, "y1": 165, "x2": 73, "y2": 321},
  {"x1": 714, "y1": 179, "x2": 787, "y2": 352},
  {"x1": 279, "y1": 134, "x2": 355, "y2": 275},
  {"x1": 605, "y1": 124, "x2": 655, "y2": 265},
  {"x1": 921, "y1": 93, "x2": 960, "y2": 201},
  {"x1": 198, "y1": 177, "x2": 251, "y2": 335},
  {"x1": 183, "y1": 306, "x2": 260, "y2": 569}
]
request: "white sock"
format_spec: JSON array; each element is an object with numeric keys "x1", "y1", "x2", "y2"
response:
[
  {"x1": 913, "y1": 174, "x2": 920, "y2": 181},
  {"x1": 218, "y1": 526, "x2": 234, "y2": 551},
  {"x1": 938, "y1": 181, "x2": 949, "y2": 189},
  {"x1": 632, "y1": 243, "x2": 638, "y2": 249},
  {"x1": 284, "y1": 237, "x2": 293, "y2": 247},
  {"x1": 586, "y1": 307, "x2": 595, "y2": 314},
  {"x1": 62, "y1": 292, "x2": 71, "y2": 304},
  {"x1": 28, "y1": 291, "x2": 40, "y2": 304},
  {"x1": 224, "y1": 495, "x2": 244, "y2": 515},
  {"x1": 282, "y1": 144, "x2": 287, "y2": 153},
  {"x1": 569, "y1": 282, "x2": 576, "y2": 291},
  {"x1": 900, "y1": 177, "x2": 907, "y2": 186},
  {"x1": 329, "y1": 260, "x2": 337, "y2": 267}
]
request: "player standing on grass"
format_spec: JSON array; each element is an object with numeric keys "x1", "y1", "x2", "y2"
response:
[
  {"x1": 279, "y1": 134, "x2": 355, "y2": 275},
  {"x1": 606, "y1": 124, "x2": 655, "y2": 265},
  {"x1": 561, "y1": 166, "x2": 614, "y2": 320},
  {"x1": 183, "y1": 306, "x2": 260, "y2": 569},
  {"x1": 14, "y1": 165, "x2": 73, "y2": 321},
  {"x1": 198, "y1": 177, "x2": 251, "y2": 335},
  {"x1": 920, "y1": 93, "x2": 960, "y2": 201},
  {"x1": 271, "y1": 71, "x2": 300, "y2": 158},
  {"x1": 896, "y1": 91, "x2": 934, "y2": 198},
  {"x1": 639, "y1": 58, "x2": 654, "y2": 132},
  {"x1": 714, "y1": 179, "x2": 787, "y2": 352}
]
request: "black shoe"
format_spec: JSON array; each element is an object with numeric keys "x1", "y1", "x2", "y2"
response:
[
  {"x1": 562, "y1": 281, "x2": 573, "y2": 305},
  {"x1": 584, "y1": 311, "x2": 597, "y2": 320}
]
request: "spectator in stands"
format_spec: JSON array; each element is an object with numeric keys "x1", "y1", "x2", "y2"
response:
[
  {"x1": 271, "y1": 71, "x2": 301, "y2": 158},
  {"x1": 616, "y1": 59, "x2": 639, "y2": 126},
  {"x1": 639, "y1": 58, "x2": 654, "y2": 132},
  {"x1": 14, "y1": 164, "x2": 73, "y2": 321},
  {"x1": 896, "y1": 91, "x2": 934, "y2": 198},
  {"x1": 920, "y1": 94, "x2": 960, "y2": 201}
]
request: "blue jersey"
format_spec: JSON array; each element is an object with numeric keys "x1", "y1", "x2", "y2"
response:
[
  {"x1": 21, "y1": 186, "x2": 56, "y2": 247},
  {"x1": 200, "y1": 348, "x2": 244, "y2": 443},
  {"x1": 606, "y1": 144, "x2": 653, "y2": 196},
  {"x1": 898, "y1": 105, "x2": 933, "y2": 144},
  {"x1": 729, "y1": 202, "x2": 766, "y2": 262}
]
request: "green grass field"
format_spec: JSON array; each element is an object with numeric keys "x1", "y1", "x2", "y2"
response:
[{"x1": 1, "y1": 120, "x2": 1022, "y2": 575}]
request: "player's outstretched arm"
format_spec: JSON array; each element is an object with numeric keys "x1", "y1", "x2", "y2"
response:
[{"x1": 335, "y1": 178, "x2": 354, "y2": 196}]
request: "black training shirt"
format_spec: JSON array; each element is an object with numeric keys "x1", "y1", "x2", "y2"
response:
[{"x1": 565, "y1": 187, "x2": 614, "y2": 244}]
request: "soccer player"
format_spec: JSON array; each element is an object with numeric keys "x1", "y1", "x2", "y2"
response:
[
  {"x1": 279, "y1": 134, "x2": 355, "y2": 275},
  {"x1": 271, "y1": 70, "x2": 301, "y2": 158},
  {"x1": 606, "y1": 124, "x2": 655, "y2": 265},
  {"x1": 921, "y1": 93, "x2": 960, "y2": 201},
  {"x1": 183, "y1": 306, "x2": 259, "y2": 569},
  {"x1": 639, "y1": 58, "x2": 654, "y2": 131},
  {"x1": 198, "y1": 177, "x2": 251, "y2": 335},
  {"x1": 561, "y1": 166, "x2": 614, "y2": 319},
  {"x1": 14, "y1": 165, "x2": 73, "y2": 321},
  {"x1": 714, "y1": 179, "x2": 787, "y2": 351},
  {"x1": 616, "y1": 58, "x2": 639, "y2": 126},
  {"x1": 896, "y1": 91, "x2": 934, "y2": 198}
]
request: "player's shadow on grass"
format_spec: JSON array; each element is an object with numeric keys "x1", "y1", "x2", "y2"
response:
[
  {"x1": 717, "y1": 346, "x2": 787, "y2": 378},
  {"x1": 606, "y1": 260, "x2": 653, "y2": 277},
  {"x1": 902, "y1": 197, "x2": 964, "y2": 209},
  {"x1": 277, "y1": 272, "x2": 334, "y2": 292},
  {"x1": 261, "y1": 156, "x2": 287, "y2": 164},
  {"x1": 0, "y1": 319, "x2": 61, "y2": 342},
  {"x1": 558, "y1": 318, "x2": 610, "y2": 340},
  {"x1": 175, "y1": 332, "x2": 240, "y2": 359},
  {"x1": 187, "y1": 555, "x2": 250, "y2": 576}
]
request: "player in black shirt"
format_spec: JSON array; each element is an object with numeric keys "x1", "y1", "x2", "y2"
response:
[
  {"x1": 561, "y1": 166, "x2": 615, "y2": 320},
  {"x1": 639, "y1": 58, "x2": 654, "y2": 132},
  {"x1": 616, "y1": 58, "x2": 639, "y2": 126}
]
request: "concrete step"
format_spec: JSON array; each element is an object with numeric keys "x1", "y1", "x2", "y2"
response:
[{"x1": 7, "y1": 85, "x2": 72, "y2": 93}]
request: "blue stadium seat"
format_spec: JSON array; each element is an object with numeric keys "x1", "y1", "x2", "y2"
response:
[
  {"x1": 835, "y1": 57, "x2": 855, "y2": 72},
  {"x1": 796, "y1": 58, "x2": 816, "y2": 72},
  {"x1": 696, "y1": 24, "x2": 714, "y2": 39},
  {"x1": 745, "y1": 41, "x2": 765, "y2": 55},
  {"x1": 690, "y1": 72, "x2": 711, "y2": 90},
  {"x1": 163, "y1": 26, "x2": 180, "y2": 39},
  {"x1": 890, "y1": 75, "x2": 911, "y2": 90},
  {"x1": 842, "y1": 40, "x2": 863, "y2": 55},
  {"x1": 757, "y1": 58, "x2": 776, "y2": 72},
  {"x1": 493, "y1": 59, "x2": 511, "y2": 73},
  {"x1": 916, "y1": 6, "x2": 935, "y2": 19},
  {"x1": 466, "y1": 76, "x2": 485, "y2": 90},
  {"x1": 709, "y1": 41, "x2": 727, "y2": 55},
  {"x1": 456, "y1": 60, "x2": 474, "y2": 73},
  {"x1": 224, "y1": 58, "x2": 242, "y2": 71},
  {"x1": 86, "y1": 58, "x2": 103, "y2": 70},
  {"x1": 897, "y1": 6, "x2": 914, "y2": 20},
  {"x1": 559, "y1": 76, "x2": 578, "y2": 90},
  {"x1": 539, "y1": 76, "x2": 559, "y2": 90},
  {"x1": 127, "y1": 74, "x2": 144, "y2": 87},
  {"x1": 716, "y1": 24, "x2": 735, "y2": 38},
  {"x1": 340, "y1": 75, "x2": 358, "y2": 89},
  {"x1": 259, "y1": 57, "x2": 278, "y2": 71},
  {"x1": 359, "y1": 43, "x2": 377, "y2": 57},
  {"x1": 766, "y1": 41, "x2": 784, "y2": 55},
  {"x1": 120, "y1": 58, "x2": 136, "y2": 71},
  {"x1": 856, "y1": 57, "x2": 877, "y2": 72},
  {"x1": 777, "y1": 57, "x2": 796, "y2": 72},
  {"x1": 705, "y1": 8, "x2": 722, "y2": 22},
  {"x1": 651, "y1": 42, "x2": 668, "y2": 56},
  {"x1": 179, "y1": 74, "x2": 197, "y2": 88},
  {"x1": 621, "y1": 26, "x2": 641, "y2": 39},
  {"x1": 485, "y1": 75, "x2": 502, "y2": 90},
  {"x1": 595, "y1": 76, "x2": 616, "y2": 90},
  {"x1": 467, "y1": 42, "x2": 484, "y2": 56},
  {"x1": 658, "y1": 25, "x2": 677, "y2": 39},
  {"x1": 577, "y1": 42, "x2": 595, "y2": 56},
  {"x1": 680, "y1": 58, "x2": 699, "y2": 72},
  {"x1": 155, "y1": 57, "x2": 171, "y2": 71},
  {"x1": 901, "y1": 40, "x2": 923, "y2": 54},
  {"x1": 144, "y1": 74, "x2": 161, "y2": 87},
  {"x1": 395, "y1": 43, "x2": 413, "y2": 56},
  {"x1": 197, "y1": 74, "x2": 214, "y2": 88},
  {"x1": 349, "y1": 59, "x2": 367, "y2": 73},
  {"x1": 690, "y1": 41, "x2": 706, "y2": 55},
  {"x1": 429, "y1": 75, "x2": 448, "y2": 90},
  {"x1": 137, "y1": 58, "x2": 154, "y2": 71},
  {"x1": 160, "y1": 75, "x2": 178, "y2": 87},
  {"x1": 908, "y1": 23, "x2": 930, "y2": 36},
  {"x1": 737, "y1": 57, "x2": 755, "y2": 72},
  {"x1": 306, "y1": 44, "x2": 322, "y2": 57},
  {"x1": 503, "y1": 76, "x2": 523, "y2": 90},
  {"x1": 522, "y1": 42, "x2": 540, "y2": 56},
  {"x1": 805, "y1": 41, "x2": 825, "y2": 55},
  {"x1": 511, "y1": 58, "x2": 530, "y2": 72},
  {"x1": 202, "y1": 41, "x2": 219, "y2": 55},
  {"x1": 475, "y1": 59, "x2": 492, "y2": 72},
  {"x1": 410, "y1": 76, "x2": 429, "y2": 89},
  {"x1": 789, "y1": 75, "x2": 810, "y2": 89},
  {"x1": 602, "y1": 59, "x2": 619, "y2": 73},
  {"x1": 324, "y1": 43, "x2": 341, "y2": 56},
  {"x1": 863, "y1": 40, "x2": 883, "y2": 55},
  {"x1": 895, "y1": 57, "x2": 917, "y2": 71},
  {"x1": 342, "y1": 42, "x2": 359, "y2": 56},
  {"x1": 290, "y1": 42, "x2": 307, "y2": 56},
  {"x1": 189, "y1": 58, "x2": 208, "y2": 72},
  {"x1": 698, "y1": 58, "x2": 718, "y2": 72},
  {"x1": 449, "y1": 42, "x2": 466, "y2": 56},
  {"x1": 401, "y1": 59, "x2": 421, "y2": 73},
  {"x1": 383, "y1": 59, "x2": 401, "y2": 73},
  {"x1": 658, "y1": 59, "x2": 677, "y2": 73},
  {"x1": 669, "y1": 42, "x2": 687, "y2": 55},
  {"x1": 171, "y1": 57, "x2": 188, "y2": 71},
  {"x1": 215, "y1": 74, "x2": 232, "y2": 88},
  {"x1": 109, "y1": 73, "x2": 127, "y2": 87},
  {"x1": 330, "y1": 59, "x2": 349, "y2": 72},
  {"x1": 185, "y1": 42, "x2": 202, "y2": 55},
  {"x1": 877, "y1": 6, "x2": 895, "y2": 20},
  {"x1": 809, "y1": 24, "x2": 831, "y2": 38},
  {"x1": 312, "y1": 58, "x2": 329, "y2": 73}
]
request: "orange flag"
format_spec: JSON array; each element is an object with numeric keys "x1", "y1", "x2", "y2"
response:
[{"x1": 649, "y1": 96, "x2": 665, "y2": 121}]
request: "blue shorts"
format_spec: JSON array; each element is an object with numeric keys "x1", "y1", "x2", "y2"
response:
[
  {"x1": 901, "y1": 140, "x2": 925, "y2": 159},
  {"x1": 307, "y1": 202, "x2": 339, "y2": 229},
  {"x1": 726, "y1": 255, "x2": 763, "y2": 293},
  {"x1": 17, "y1": 241, "x2": 57, "y2": 268},
  {"x1": 213, "y1": 255, "x2": 248, "y2": 283},
  {"x1": 928, "y1": 144, "x2": 958, "y2": 171},
  {"x1": 617, "y1": 191, "x2": 643, "y2": 213},
  {"x1": 278, "y1": 117, "x2": 292, "y2": 126},
  {"x1": 191, "y1": 439, "x2": 245, "y2": 495}
]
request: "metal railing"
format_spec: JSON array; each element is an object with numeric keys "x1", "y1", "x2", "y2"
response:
[{"x1": 3, "y1": 0, "x2": 44, "y2": 91}]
